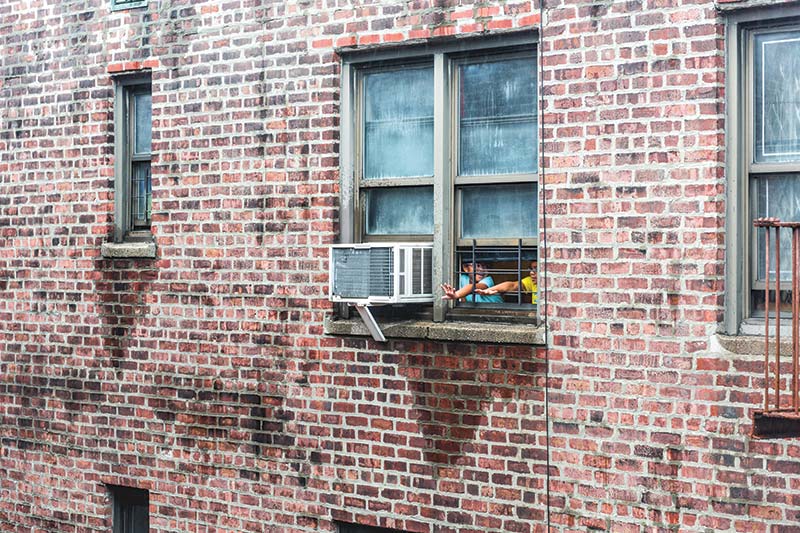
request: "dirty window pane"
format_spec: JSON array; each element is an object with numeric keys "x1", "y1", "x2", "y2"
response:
[
  {"x1": 131, "y1": 162, "x2": 152, "y2": 229},
  {"x1": 460, "y1": 183, "x2": 537, "y2": 239},
  {"x1": 134, "y1": 92, "x2": 152, "y2": 155},
  {"x1": 459, "y1": 56, "x2": 537, "y2": 176},
  {"x1": 364, "y1": 67, "x2": 434, "y2": 179},
  {"x1": 754, "y1": 174, "x2": 800, "y2": 281},
  {"x1": 365, "y1": 186, "x2": 433, "y2": 235},
  {"x1": 754, "y1": 31, "x2": 800, "y2": 163}
]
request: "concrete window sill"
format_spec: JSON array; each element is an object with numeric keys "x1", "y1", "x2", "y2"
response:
[
  {"x1": 324, "y1": 316, "x2": 545, "y2": 345},
  {"x1": 101, "y1": 242, "x2": 156, "y2": 259}
]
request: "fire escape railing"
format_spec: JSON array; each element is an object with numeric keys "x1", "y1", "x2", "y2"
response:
[{"x1": 754, "y1": 217, "x2": 800, "y2": 415}]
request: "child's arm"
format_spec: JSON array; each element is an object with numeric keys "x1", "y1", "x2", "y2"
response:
[
  {"x1": 441, "y1": 281, "x2": 488, "y2": 300},
  {"x1": 475, "y1": 280, "x2": 520, "y2": 295}
]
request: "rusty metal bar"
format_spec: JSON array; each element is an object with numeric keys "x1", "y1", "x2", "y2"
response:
[
  {"x1": 776, "y1": 224, "x2": 781, "y2": 410},
  {"x1": 754, "y1": 218, "x2": 800, "y2": 414},
  {"x1": 764, "y1": 220, "x2": 771, "y2": 411},
  {"x1": 795, "y1": 227, "x2": 800, "y2": 413}
]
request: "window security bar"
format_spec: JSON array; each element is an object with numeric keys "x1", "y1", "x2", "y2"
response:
[
  {"x1": 754, "y1": 217, "x2": 800, "y2": 416},
  {"x1": 457, "y1": 239, "x2": 537, "y2": 306}
]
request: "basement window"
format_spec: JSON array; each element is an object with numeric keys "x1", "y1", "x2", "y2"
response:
[
  {"x1": 109, "y1": 485, "x2": 149, "y2": 533},
  {"x1": 338, "y1": 523, "x2": 409, "y2": 533}
]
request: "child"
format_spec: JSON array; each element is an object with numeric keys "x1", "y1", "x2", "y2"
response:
[
  {"x1": 475, "y1": 260, "x2": 538, "y2": 304},
  {"x1": 440, "y1": 262, "x2": 504, "y2": 303}
]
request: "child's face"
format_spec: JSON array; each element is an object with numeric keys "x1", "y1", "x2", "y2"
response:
[
  {"x1": 463, "y1": 263, "x2": 485, "y2": 280},
  {"x1": 529, "y1": 262, "x2": 538, "y2": 277}
]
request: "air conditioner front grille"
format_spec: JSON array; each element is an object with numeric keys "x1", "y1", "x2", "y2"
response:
[{"x1": 332, "y1": 247, "x2": 394, "y2": 299}]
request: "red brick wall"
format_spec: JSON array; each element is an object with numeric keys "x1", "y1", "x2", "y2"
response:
[
  {"x1": 1, "y1": 0, "x2": 799, "y2": 531},
  {"x1": 541, "y1": 0, "x2": 800, "y2": 530}
]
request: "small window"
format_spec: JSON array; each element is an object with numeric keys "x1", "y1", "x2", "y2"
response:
[
  {"x1": 113, "y1": 76, "x2": 152, "y2": 242},
  {"x1": 338, "y1": 523, "x2": 408, "y2": 533},
  {"x1": 109, "y1": 485, "x2": 149, "y2": 533},
  {"x1": 111, "y1": 0, "x2": 148, "y2": 10}
]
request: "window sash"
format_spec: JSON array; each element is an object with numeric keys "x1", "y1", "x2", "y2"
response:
[
  {"x1": 451, "y1": 50, "x2": 538, "y2": 248},
  {"x1": 111, "y1": 0, "x2": 148, "y2": 10},
  {"x1": 746, "y1": 24, "x2": 800, "y2": 318},
  {"x1": 114, "y1": 77, "x2": 152, "y2": 241},
  {"x1": 452, "y1": 51, "x2": 539, "y2": 180},
  {"x1": 355, "y1": 61, "x2": 434, "y2": 184}
]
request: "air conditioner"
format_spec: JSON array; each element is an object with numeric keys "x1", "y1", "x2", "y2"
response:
[{"x1": 329, "y1": 243, "x2": 434, "y2": 305}]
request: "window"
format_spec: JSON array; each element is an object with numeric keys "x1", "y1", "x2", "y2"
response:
[
  {"x1": 109, "y1": 485, "x2": 149, "y2": 533},
  {"x1": 338, "y1": 523, "x2": 408, "y2": 533},
  {"x1": 342, "y1": 35, "x2": 539, "y2": 322},
  {"x1": 111, "y1": 0, "x2": 148, "y2": 10},
  {"x1": 113, "y1": 76, "x2": 152, "y2": 243},
  {"x1": 725, "y1": 10, "x2": 800, "y2": 333},
  {"x1": 748, "y1": 26, "x2": 800, "y2": 318}
]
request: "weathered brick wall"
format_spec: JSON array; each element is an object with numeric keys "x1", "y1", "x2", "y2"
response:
[
  {"x1": 0, "y1": 1, "x2": 548, "y2": 532},
  {"x1": 542, "y1": 0, "x2": 800, "y2": 530},
  {"x1": 2, "y1": 0, "x2": 799, "y2": 532}
]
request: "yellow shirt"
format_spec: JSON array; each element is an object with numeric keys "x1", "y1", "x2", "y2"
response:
[{"x1": 521, "y1": 276, "x2": 538, "y2": 305}]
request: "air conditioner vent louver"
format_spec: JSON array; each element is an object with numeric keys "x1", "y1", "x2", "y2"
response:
[
  {"x1": 369, "y1": 248, "x2": 394, "y2": 296},
  {"x1": 330, "y1": 243, "x2": 434, "y2": 304}
]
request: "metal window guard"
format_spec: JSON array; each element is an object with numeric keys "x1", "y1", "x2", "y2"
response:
[
  {"x1": 460, "y1": 239, "x2": 535, "y2": 305},
  {"x1": 754, "y1": 217, "x2": 800, "y2": 418}
]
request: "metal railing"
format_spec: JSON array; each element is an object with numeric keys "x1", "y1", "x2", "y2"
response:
[
  {"x1": 456, "y1": 240, "x2": 537, "y2": 306},
  {"x1": 754, "y1": 217, "x2": 800, "y2": 414}
]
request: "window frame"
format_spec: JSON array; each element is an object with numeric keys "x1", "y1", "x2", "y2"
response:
[
  {"x1": 354, "y1": 59, "x2": 435, "y2": 243},
  {"x1": 340, "y1": 32, "x2": 540, "y2": 322},
  {"x1": 724, "y1": 6, "x2": 800, "y2": 334},
  {"x1": 452, "y1": 47, "x2": 539, "y2": 249},
  {"x1": 111, "y1": 0, "x2": 148, "y2": 11},
  {"x1": 113, "y1": 74, "x2": 152, "y2": 244}
]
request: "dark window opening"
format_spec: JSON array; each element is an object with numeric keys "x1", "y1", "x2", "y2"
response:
[
  {"x1": 338, "y1": 523, "x2": 409, "y2": 533},
  {"x1": 109, "y1": 485, "x2": 149, "y2": 533}
]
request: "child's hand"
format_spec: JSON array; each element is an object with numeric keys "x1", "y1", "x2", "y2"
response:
[
  {"x1": 440, "y1": 283, "x2": 457, "y2": 300},
  {"x1": 475, "y1": 287, "x2": 498, "y2": 295}
]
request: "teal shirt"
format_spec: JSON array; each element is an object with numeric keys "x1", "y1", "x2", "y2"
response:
[{"x1": 459, "y1": 274, "x2": 504, "y2": 303}]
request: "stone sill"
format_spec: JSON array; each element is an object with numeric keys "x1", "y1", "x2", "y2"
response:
[
  {"x1": 324, "y1": 316, "x2": 545, "y2": 345},
  {"x1": 101, "y1": 242, "x2": 157, "y2": 259},
  {"x1": 716, "y1": 332, "x2": 796, "y2": 357}
]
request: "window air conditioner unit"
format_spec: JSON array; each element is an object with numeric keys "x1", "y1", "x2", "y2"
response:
[{"x1": 329, "y1": 243, "x2": 434, "y2": 305}]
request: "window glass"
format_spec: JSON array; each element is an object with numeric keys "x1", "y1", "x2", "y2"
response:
[
  {"x1": 363, "y1": 67, "x2": 434, "y2": 179},
  {"x1": 754, "y1": 175, "x2": 800, "y2": 281},
  {"x1": 131, "y1": 162, "x2": 152, "y2": 228},
  {"x1": 754, "y1": 31, "x2": 800, "y2": 163},
  {"x1": 134, "y1": 92, "x2": 152, "y2": 155},
  {"x1": 460, "y1": 183, "x2": 537, "y2": 239},
  {"x1": 459, "y1": 56, "x2": 537, "y2": 176},
  {"x1": 365, "y1": 186, "x2": 433, "y2": 235}
]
